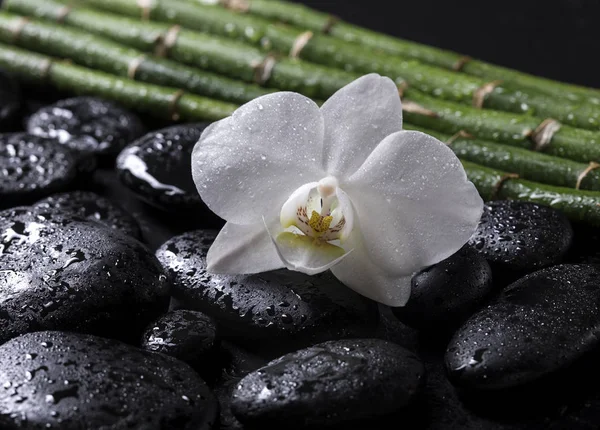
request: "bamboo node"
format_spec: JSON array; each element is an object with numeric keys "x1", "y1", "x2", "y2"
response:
[
  {"x1": 289, "y1": 31, "x2": 314, "y2": 59},
  {"x1": 40, "y1": 59, "x2": 54, "y2": 81},
  {"x1": 169, "y1": 90, "x2": 186, "y2": 122},
  {"x1": 446, "y1": 130, "x2": 474, "y2": 146},
  {"x1": 56, "y1": 5, "x2": 72, "y2": 23},
  {"x1": 9, "y1": 16, "x2": 29, "y2": 42},
  {"x1": 397, "y1": 81, "x2": 409, "y2": 98},
  {"x1": 137, "y1": 0, "x2": 154, "y2": 21},
  {"x1": 155, "y1": 25, "x2": 181, "y2": 57},
  {"x1": 402, "y1": 101, "x2": 438, "y2": 118},
  {"x1": 127, "y1": 55, "x2": 147, "y2": 80},
  {"x1": 531, "y1": 118, "x2": 561, "y2": 151},
  {"x1": 473, "y1": 80, "x2": 503, "y2": 108},
  {"x1": 220, "y1": 0, "x2": 250, "y2": 12},
  {"x1": 576, "y1": 162, "x2": 600, "y2": 190},
  {"x1": 322, "y1": 15, "x2": 339, "y2": 34},
  {"x1": 453, "y1": 55, "x2": 472, "y2": 71},
  {"x1": 252, "y1": 53, "x2": 277, "y2": 85},
  {"x1": 492, "y1": 173, "x2": 519, "y2": 200}
]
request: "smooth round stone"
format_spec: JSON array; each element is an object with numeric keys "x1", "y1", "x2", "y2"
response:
[
  {"x1": 27, "y1": 97, "x2": 145, "y2": 156},
  {"x1": 141, "y1": 310, "x2": 218, "y2": 367},
  {"x1": 33, "y1": 191, "x2": 141, "y2": 239},
  {"x1": 0, "y1": 133, "x2": 78, "y2": 209},
  {"x1": 445, "y1": 264, "x2": 600, "y2": 390},
  {"x1": 468, "y1": 200, "x2": 573, "y2": 272},
  {"x1": 393, "y1": 246, "x2": 493, "y2": 330},
  {"x1": 231, "y1": 338, "x2": 424, "y2": 428},
  {"x1": 156, "y1": 230, "x2": 378, "y2": 354},
  {"x1": 0, "y1": 206, "x2": 170, "y2": 344},
  {"x1": 213, "y1": 342, "x2": 268, "y2": 430},
  {"x1": 116, "y1": 123, "x2": 207, "y2": 210},
  {"x1": 0, "y1": 69, "x2": 21, "y2": 130},
  {"x1": 0, "y1": 331, "x2": 218, "y2": 429},
  {"x1": 374, "y1": 304, "x2": 419, "y2": 352}
]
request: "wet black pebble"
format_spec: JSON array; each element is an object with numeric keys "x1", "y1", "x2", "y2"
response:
[
  {"x1": 393, "y1": 246, "x2": 493, "y2": 331},
  {"x1": 116, "y1": 123, "x2": 208, "y2": 210},
  {"x1": 468, "y1": 201, "x2": 573, "y2": 274},
  {"x1": 0, "y1": 331, "x2": 218, "y2": 430},
  {"x1": 0, "y1": 68, "x2": 21, "y2": 130},
  {"x1": 27, "y1": 97, "x2": 145, "y2": 156},
  {"x1": 141, "y1": 310, "x2": 218, "y2": 369},
  {"x1": 34, "y1": 191, "x2": 141, "y2": 239},
  {"x1": 213, "y1": 342, "x2": 268, "y2": 430},
  {"x1": 0, "y1": 133, "x2": 78, "y2": 209},
  {"x1": 0, "y1": 206, "x2": 170, "y2": 344},
  {"x1": 445, "y1": 264, "x2": 600, "y2": 390},
  {"x1": 156, "y1": 230, "x2": 378, "y2": 355},
  {"x1": 231, "y1": 338, "x2": 424, "y2": 428}
]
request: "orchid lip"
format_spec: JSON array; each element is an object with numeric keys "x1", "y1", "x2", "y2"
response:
[{"x1": 279, "y1": 176, "x2": 354, "y2": 244}]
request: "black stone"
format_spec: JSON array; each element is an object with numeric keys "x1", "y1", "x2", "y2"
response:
[
  {"x1": 116, "y1": 123, "x2": 210, "y2": 211},
  {"x1": 420, "y1": 357, "x2": 530, "y2": 430},
  {"x1": 157, "y1": 230, "x2": 378, "y2": 355},
  {"x1": 445, "y1": 264, "x2": 600, "y2": 390},
  {"x1": 213, "y1": 342, "x2": 268, "y2": 430},
  {"x1": 0, "y1": 206, "x2": 170, "y2": 345},
  {"x1": 393, "y1": 246, "x2": 493, "y2": 331},
  {"x1": 467, "y1": 201, "x2": 573, "y2": 274},
  {"x1": 34, "y1": 191, "x2": 142, "y2": 239},
  {"x1": 231, "y1": 338, "x2": 424, "y2": 428},
  {"x1": 141, "y1": 309, "x2": 218, "y2": 369},
  {"x1": 0, "y1": 133, "x2": 78, "y2": 210},
  {"x1": 0, "y1": 331, "x2": 218, "y2": 429},
  {"x1": 27, "y1": 97, "x2": 145, "y2": 157},
  {"x1": 374, "y1": 304, "x2": 419, "y2": 352},
  {"x1": 0, "y1": 68, "x2": 21, "y2": 131}
]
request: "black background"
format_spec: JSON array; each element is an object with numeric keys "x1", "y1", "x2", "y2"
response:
[{"x1": 294, "y1": 0, "x2": 600, "y2": 89}]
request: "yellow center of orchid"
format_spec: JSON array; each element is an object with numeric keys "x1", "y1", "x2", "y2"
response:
[
  {"x1": 308, "y1": 211, "x2": 333, "y2": 235},
  {"x1": 278, "y1": 177, "x2": 353, "y2": 258}
]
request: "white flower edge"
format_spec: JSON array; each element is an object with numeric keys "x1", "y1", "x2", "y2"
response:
[{"x1": 192, "y1": 74, "x2": 483, "y2": 307}]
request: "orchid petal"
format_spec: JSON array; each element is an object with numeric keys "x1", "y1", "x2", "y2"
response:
[
  {"x1": 192, "y1": 92, "x2": 325, "y2": 225},
  {"x1": 330, "y1": 228, "x2": 413, "y2": 307},
  {"x1": 346, "y1": 130, "x2": 483, "y2": 276},
  {"x1": 320, "y1": 74, "x2": 403, "y2": 179},
  {"x1": 207, "y1": 221, "x2": 284, "y2": 274},
  {"x1": 265, "y1": 222, "x2": 352, "y2": 276}
]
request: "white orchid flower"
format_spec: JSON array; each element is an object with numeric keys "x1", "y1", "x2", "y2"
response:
[{"x1": 192, "y1": 74, "x2": 483, "y2": 306}]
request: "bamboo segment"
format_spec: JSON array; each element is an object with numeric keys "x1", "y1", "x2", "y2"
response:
[{"x1": 0, "y1": 42, "x2": 238, "y2": 121}]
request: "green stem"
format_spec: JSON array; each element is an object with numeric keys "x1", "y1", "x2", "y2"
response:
[
  {"x1": 404, "y1": 124, "x2": 600, "y2": 191},
  {"x1": 0, "y1": 42, "x2": 237, "y2": 121},
  {"x1": 205, "y1": 0, "x2": 600, "y2": 106},
  {"x1": 3, "y1": 0, "x2": 358, "y2": 100},
  {"x1": 72, "y1": 0, "x2": 600, "y2": 131},
  {"x1": 461, "y1": 160, "x2": 600, "y2": 226},
  {"x1": 403, "y1": 90, "x2": 600, "y2": 165},
  {"x1": 0, "y1": 11, "x2": 274, "y2": 105}
]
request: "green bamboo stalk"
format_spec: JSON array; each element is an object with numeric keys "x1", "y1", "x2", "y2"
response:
[
  {"x1": 0, "y1": 11, "x2": 274, "y2": 105},
  {"x1": 72, "y1": 0, "x2": 600, "y2": 131},
  {"x1": 8, "y1": 0, "x2": 600, "y2": 166},
  {"x1": 461, "y1": 160, "x2": 600, "y2": 226},
  {"x1": 197, "y1": 0, "x2": 600, "y2": 106},
  {"x1": 403, "y1": 90, "x2": 600, "y2": 165},
  {"x1": 3, "y1": 43, "x2": 598, "y2": 227},
  {"x1": 404, "y1": 124, "x2": 600, "y2": 191},
  {"x1": 0, "y1": 43, "x2": 237, "y2": 121},
  {"x1": 3, "y1": 0, "x2": 357, "y2": 100}
]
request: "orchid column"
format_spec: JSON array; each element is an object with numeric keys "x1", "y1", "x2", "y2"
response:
[{"x1": 192, "y1": 74, "x2": 483, "y2": 306}]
